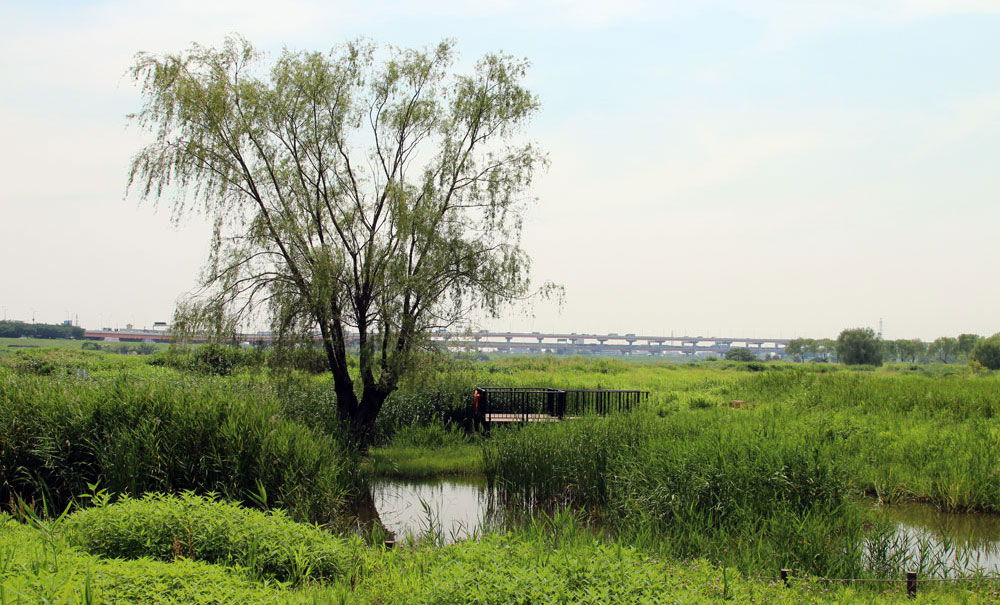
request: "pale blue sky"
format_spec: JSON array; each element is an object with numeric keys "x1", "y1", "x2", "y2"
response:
[{"x1": 1, "y1": 0, "x2": 998, "y2": 340}]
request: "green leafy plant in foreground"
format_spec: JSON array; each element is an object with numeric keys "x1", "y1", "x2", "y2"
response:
[
  {"x1": 2, "y1": 499, "x2": 996, "y2": 603},
  {"x1": 63, "y1": 492, "x2": 356, "y2": 585}
]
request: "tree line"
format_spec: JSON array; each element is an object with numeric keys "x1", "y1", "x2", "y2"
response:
[
  {"x1": 785, "y1": 329, "x2": 1000, "y2": 369},
  {"x1": 0, "y1": 320, "x2": 84, "y2": 340}
]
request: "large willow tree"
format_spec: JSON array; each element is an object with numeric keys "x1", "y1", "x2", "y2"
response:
[{"x1": 128, "y1": 36, "x2": 550, "y2": 446}]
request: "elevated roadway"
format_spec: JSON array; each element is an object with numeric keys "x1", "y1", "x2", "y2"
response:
[{"x1": 83, "y1": 329, "x2": 787, "y2": 357}]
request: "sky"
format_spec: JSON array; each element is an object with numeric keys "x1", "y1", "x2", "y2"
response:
[{"x1": 1, "y1": 0, "x2": 998, "y2": 341}]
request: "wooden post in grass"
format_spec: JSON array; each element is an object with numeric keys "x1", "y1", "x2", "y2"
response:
[
  {"x1": 780, "y1": 569, "x2": 790, "y2": 587},
  {"x1": 384, "y1": 540, "x2": 395, "y2": 549},
  {"x1": 906, "y1": 571, "x2": 917, "y2": 598}
]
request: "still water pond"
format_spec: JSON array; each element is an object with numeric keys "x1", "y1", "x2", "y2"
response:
[
  {"x1": 366, "y1": 478, "x2": 1000, "y2": 574},
  {"x1": 367, "y1": 478, "x2": 492, "y2": 543},
  {"x1": 878, "y1": 501, "x2": 1000, "y2": 575}
]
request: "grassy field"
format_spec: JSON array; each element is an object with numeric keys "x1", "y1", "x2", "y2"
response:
[
  {"x1": 368, "y1": 421, "x2": 483, "y2": 478},
  {"x1": 0, "y1": 337, "x2": 168, "y2": 354},
  {"x1": 3, "y1": 343, "x2": 1000, "y2": 601}
]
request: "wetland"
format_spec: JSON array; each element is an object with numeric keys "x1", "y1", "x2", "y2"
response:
[{"x1": 3, "y1": 345, "x2": 1000, "y2": 602}]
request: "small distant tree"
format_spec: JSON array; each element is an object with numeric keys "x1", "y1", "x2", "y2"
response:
[
  {"x1": 725, "y1": 347, "x2": 757, "y2": 362},
  {"x1": 784, "y1": 339, "x2": 803, "y2": 362},
  {"x1": 785, "y1": 338, "x2": 813, "y2": 362},
  {"x1": 971, "y1": 334, "x2": 1000, "y2": 370},
  {"x1": 957, "y1": 333, "x2": 981, "y2": 358},
  {"x1": 895, "y1": 339, "x2": 926, "y2": 364},
  {"x1": 930, "y1": 336, "x2": 958, "y2": 364},
  {"x1": 836, "y1": 328, "x2": 882, "y2": 366},
  {"x1": 815, "y1": 338, "x2": 836, "y2": 362},
  {"x1": 880, "y1": 339, "x2": 899, "y2": 363}
]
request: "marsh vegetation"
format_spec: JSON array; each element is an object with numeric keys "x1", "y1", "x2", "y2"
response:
[{"x1": 2, "y1": 345, "x2": 1000, "y2": 602}]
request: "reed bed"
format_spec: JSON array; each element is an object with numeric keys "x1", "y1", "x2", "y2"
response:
[
  {"x1": 0, "y1": 368, "x2": 358, "y2": 523},
  {"x1": 480, "y1": 362, "x2": 1000, "y2": 575},
  {"x1": 483, "y1": 411, "x2": 881, "y2": 576},
  {"x1": 717, "y1": 369, "x2": 1000, "y2": 512}
]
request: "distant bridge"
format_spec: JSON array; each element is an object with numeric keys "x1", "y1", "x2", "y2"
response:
[{"x1": 83, "y1": 328, "x2": 787, "y2": 358}]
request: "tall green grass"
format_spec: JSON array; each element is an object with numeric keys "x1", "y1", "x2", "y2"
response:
[
  {"x1": 0, "y1": 369, "x2": 358, "y2": 523},
  {"x1": 484, "y1": 411, "x2": 890, "y2": 577},
  {"x1": 369, "y1": 421, "x2": 482, "y2": 478},
  {"x1": 716, "y1": 369, "x2": 1000, "y2": 511}
]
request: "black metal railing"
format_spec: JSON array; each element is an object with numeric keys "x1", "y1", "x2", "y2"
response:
[
  {"x1": 472, "y1": 387, "x2": 648, "y2": 427},
  {"x1": 562, "y1": 389, "x2": 648, "y2": 416}
]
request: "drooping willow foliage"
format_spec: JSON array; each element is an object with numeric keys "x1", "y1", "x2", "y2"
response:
[{"x1": 128, "y1": 36, "x2": 558, "y2": 445}]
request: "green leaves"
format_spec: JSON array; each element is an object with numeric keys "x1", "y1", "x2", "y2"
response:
[
  {"x1": 128, "y1": 36, "x2": 550, "y2": 446},
  {"x1": 64, "y1": 492, "x2": 353, "y2": 585}
]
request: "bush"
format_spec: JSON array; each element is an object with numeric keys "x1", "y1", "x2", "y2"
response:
[
  {"x1": 971, "y1": 334, "x2": 1000, "y2": 370},
  {"x1": 192, "y1": 343, "x2": 265, "y2": 375},
  {"x1": 688, "y1": 395, "x2": 715, "y2": 409},
  {"x1": 268, "y1": 343, "x2": 330, "y2": 373},
  {"x1": 836, "y1": 328, "x2": 883, "y2": 366},
  {"x1": 724, "y1": 347, "x2": 757, "y2": 362},
  {"x1": 65, "y1": 492, "x2": 354, "y2": 584},
  {"x1": 0, "y1": 519, "x2": 293, "y2": 603},
  {"x1": 373, "y1": 384, "x2": 476, "y2": 444}
]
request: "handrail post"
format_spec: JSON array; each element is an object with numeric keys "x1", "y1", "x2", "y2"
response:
[{"x1": 906, "y1": 571, "x2": 917, "y2": 598}]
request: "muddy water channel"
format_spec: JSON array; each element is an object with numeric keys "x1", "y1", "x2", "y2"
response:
[{"x1": 361, "y1": 478, "x2": 1000, "y2": 575}]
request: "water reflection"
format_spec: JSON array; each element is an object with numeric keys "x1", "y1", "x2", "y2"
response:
[
  {"x1": 362, "y1": 478, "x2": 492, "y2": 544},
  {"x1": 355, "y1": 480, "x2": 1000, "y2": 576},
  {"x1": 878, "y1": 502, "x2": 1000, "y2": 575}
]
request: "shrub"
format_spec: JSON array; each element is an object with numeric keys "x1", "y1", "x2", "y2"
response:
[
  {"x1": 192, "y1": 343, "x2": 265, "y2": 375},
  {"x1": 836, "y1": 328, "x2": 883, "y2": 367},
  {"x1": 971, "y1": 334, "x2": 1000, "y2": 370},
  {"x1": 688, "y1": 395, "x2": 715, "y2": 409},
  {"x1": 65, "y1": 492, "x2": 354, "y2": 584},
  {"x1": 0, "y1": 519, "x2": 294, "y2": 603},
  {"x1": 724, "y1": 347, "x2": 757, "y2": 362},
  {"x1": 268, "y1": 343, "x2": 330, "y2": 373}
]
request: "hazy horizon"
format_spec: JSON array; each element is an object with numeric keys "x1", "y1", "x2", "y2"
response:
[{"x1": 3, "y1": 1, "x2": 998, "y2": 342}]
